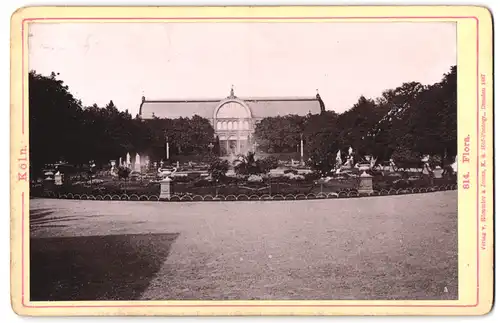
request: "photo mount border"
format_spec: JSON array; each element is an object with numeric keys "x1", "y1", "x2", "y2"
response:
[{"x1": 16, "y1": 13, "x2": 483, "y2": 311}]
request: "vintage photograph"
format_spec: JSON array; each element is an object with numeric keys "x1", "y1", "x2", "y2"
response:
[{"x1": 28, "y1": 21, "x2": 458, "y2": 301}]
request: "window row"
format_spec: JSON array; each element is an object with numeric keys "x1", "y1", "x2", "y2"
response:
[{"x1": 216, "y1": 120, "x2": 250, "y2": 130}]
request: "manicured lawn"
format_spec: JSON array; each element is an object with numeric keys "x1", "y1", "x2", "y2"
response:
[{"x1": 30, "y1": 191, "x2": 457, "y2": 300}]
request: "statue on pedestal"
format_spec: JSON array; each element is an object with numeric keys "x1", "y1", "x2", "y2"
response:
[{"x1": 335, "y1": 150, "x2": 342, "y2": 169}]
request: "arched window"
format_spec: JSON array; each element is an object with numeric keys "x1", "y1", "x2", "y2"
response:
[
  {"x1": 222, "y1": 121, "x2": 227, "y2": 130},
  {"x1": 217, "y1": 121, "x2": 222, "y2": 130},
  {"x1": 216, "y1": 101, "x2": 249, "y2": 119},
  {"x1": 228, "y1": 121, "x2": 233, "y2": 130},
  {"x1": 243, "y1": 120, "x2": 249, "y2": 130},
  {"x1": 233, "y1": 121, "x2": 238, "y2": 130}
]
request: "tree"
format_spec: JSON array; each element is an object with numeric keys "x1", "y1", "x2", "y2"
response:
[
  {"x1": 254, "y1": 115, "x2": 306, "y2": 153},
  {"x1": 117, "y1": 166, "x2": 132, "y2": 180},
  {"x1": 299, "y1": 67, "x2": 456, "y2": 170},
  {"x1": 368, "y1": 82, "x2": 427, "y2": 160},
  {"x1": 141, "y1": 115, "x2": 215, "y2": 160},
  {"x1": 302, "y1": 111, "x2": 339, "y2": 169},
  {"x1": 257, "y1": 156, "x2": 279, "y2": 173},
  {"x1": 29, "y1": 71, "x2": 84, "y2": 175},
  {"x1": 334, "y1": 96, "x2": 383, "y2": 156},
  {"x1": 29, "y1": 66, "x2": 456, "y2": 176},
  {"x1": 29, "y1": 71, "x2": 217, "y2": 175},
  {"x1": 186, "y1": 115, "x2": 216, "y2": 154},
  {"x1": 386, "y1": 67, "x2": 457, "y2": 163},
  {"x1": 233, "y1": 151, "x2": 261, "y2": 175},
  {"x1": 208, "y1": 158, "x2": 229, "y2": 181}
]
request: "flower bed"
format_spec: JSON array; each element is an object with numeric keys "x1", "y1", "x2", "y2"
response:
[{"x1": 32, "y1": 172, "x2": 457, "y2": 200}]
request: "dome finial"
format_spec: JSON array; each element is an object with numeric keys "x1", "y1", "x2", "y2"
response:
[
  {"x1": 316, "y1": 89, "x2": 321, "y2": 100},
  {"x1": 228, "y1": 84, "x2": 236, "y2": 99}
]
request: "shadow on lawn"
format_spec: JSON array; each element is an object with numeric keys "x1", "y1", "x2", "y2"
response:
[
  {"x1": 30, "y1": 233, "x2": 179, "y2": 301},
  {"x1": 30, "y1": 208, "x2": 79, "y2": 230},
  {"x1": 30, "y1": 208, "x2": 55, "y2": 221}
]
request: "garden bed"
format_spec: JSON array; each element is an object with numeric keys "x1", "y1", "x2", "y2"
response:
[{"x1": 31, "y1": 172, "x2": 456, "y2": 200}]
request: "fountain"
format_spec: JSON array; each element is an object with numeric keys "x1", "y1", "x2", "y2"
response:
[
  {"x1": 126, "y1": 152, "x2": 131, "y2": 168},
  {"x1": 135, "y1": 153, "x2": 141, "y2": 172}
]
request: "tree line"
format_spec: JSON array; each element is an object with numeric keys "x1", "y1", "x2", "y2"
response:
[
  {"x1": 253, "y1": 66, "x2": 457, "y2": 170},
  {"x1": 30, "y1": 65, "x2": 456, "y2": 176},
  {"x1": 29, "y1": 71, "x2": 215, "y2": 176}
]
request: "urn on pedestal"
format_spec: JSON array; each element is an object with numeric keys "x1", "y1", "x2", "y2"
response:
[{"x1": 358, "y1": 165, "x2": 374, "y2": 195}]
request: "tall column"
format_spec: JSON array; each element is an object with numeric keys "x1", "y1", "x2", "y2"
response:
[
  {"x1": 226, "y1": 138, "x2": 229, "y2": 155},
  {"x1": 164, "y1": 131, "x2": 170, "y2": 161},
  {"x1": 300, "y1": 133, "x2": 304, "y2": 165}
]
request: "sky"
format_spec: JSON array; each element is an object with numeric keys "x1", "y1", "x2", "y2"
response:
[{"x1": 29, "y1": 22, "x2": 456, "y2": 116}]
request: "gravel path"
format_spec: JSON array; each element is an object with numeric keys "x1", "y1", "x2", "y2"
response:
[{"x1": 30, "y1": 191, "x2": 457, "y2": 300}]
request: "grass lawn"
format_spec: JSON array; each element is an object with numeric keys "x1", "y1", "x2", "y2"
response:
[{"x1": 30, "y1": 191, "x2": 457, "y2": 301}]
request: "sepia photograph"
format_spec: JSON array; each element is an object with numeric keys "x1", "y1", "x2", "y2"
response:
[{"x1": 27, "y1": 20, "x2": 460, "y2": 302}]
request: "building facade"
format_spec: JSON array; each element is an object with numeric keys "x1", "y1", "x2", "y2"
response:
[{"x1": 139, "y1": 88, "x2": 325, "y2": 155}]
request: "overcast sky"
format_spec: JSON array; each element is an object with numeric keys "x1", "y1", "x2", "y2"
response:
[{"x1": 29, "y1": 22, "x2": 456, "y2": 116}]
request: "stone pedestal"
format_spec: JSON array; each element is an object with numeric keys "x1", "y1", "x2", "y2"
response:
[
  {"x1": 160, "y1": 177, "x2": 172, "y2": 199},
  {"x1": 358, "y1": 171, "x2": 374, "y2": 195}
]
